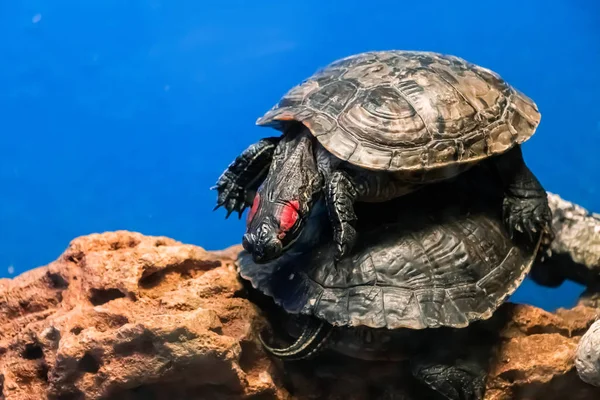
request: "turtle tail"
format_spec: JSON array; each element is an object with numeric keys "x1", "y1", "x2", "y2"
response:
[{"x1": 259, "y1": 317, "x2": 333, "y2": 361}]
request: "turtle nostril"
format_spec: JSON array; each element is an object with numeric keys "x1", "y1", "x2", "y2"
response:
[
  {"x1": 268, "y1": 240, "x2": 283, "y2": 255},
  {"x1": 244, "y1": 224, "x2": 283, "y2": 263},
  {"x1": 253, "y1": 239, "x2": 282, "y2": 263}
]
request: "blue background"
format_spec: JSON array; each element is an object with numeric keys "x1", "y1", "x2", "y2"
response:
[{"x1": 0, "y1": 0, "x2": 598, "y2": 311}]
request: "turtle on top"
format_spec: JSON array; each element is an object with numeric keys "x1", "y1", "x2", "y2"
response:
[
  {"x1": 237, "y1": 165, "x2": 544, "y2": 400},
  {"x1": 214, "y1": 50, "x2": 553, "y2": 264}
]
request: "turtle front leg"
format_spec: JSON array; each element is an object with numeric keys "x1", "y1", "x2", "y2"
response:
[
  {"x1": 325, "y1": 170, "x2": 423, "y2": 261},
  {"x1": 492, "y1": 146, "x2": 554, "y2": 246},
  {"x1": 213, "y1": 136, "x2": 280, "y2": 218},
  {"x1": 325, "y1": 170, "x2": 359, "y2": 261}
]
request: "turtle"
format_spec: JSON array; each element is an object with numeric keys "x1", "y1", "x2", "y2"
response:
[
  {"x1": 214, "y1": 50, "x2": 552, "y2": 264},
  {"x1": 236, "y1": 165, "x2": 543, "y2": 400}
]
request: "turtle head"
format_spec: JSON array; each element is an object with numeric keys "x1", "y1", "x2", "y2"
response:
[{"x1": 243, "y1": 126, "x2": 324, "y2": 263}]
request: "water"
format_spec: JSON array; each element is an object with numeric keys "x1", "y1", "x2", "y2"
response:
[{"x1": 0, "y1": 0, "x2": 598, "y2": 311}]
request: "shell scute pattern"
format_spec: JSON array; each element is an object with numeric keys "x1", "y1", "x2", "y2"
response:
[
  {"x1": 257, "y1": 50, "x2": 540, "y2": 172},
  {"x1": 340, "y1": 60, "x2": 399, "y2": 87},
  {"x1": 306, "y1": 80, "x2": 358, "y2": 118},
  {"x1": 346, "y1": 286, "x2": 386, "y2": 327},
  {"x1": 277, "y1": 80, "x2": 319, "y2": 108},
  {"x1": 340, "y1": 86, "x2": 427, "y2": 146},
  {"x1": 380, "y1": 290, "x2": 422, "y2": 328}
]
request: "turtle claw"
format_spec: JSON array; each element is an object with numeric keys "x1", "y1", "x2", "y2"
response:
[
  {"x1": 213, "y1": 137, "x2": 279, "y2": 219},
  {"x1": 538, "y1": 225, "x2": 555, "y2": 256},
  {"x1": 505, "y1": 213, "x2": 516, "y2": 239},
  {"x1": 333, "y1": 222, "x2": 357, "y2": 262},
  {"x1": 503, "y1": 195, "x2": 552, "y2": 246},
  {"x1": 213, "y1": 178, "x2": 251, "y2": 219},
  {"x1": 526, "y1": 219, "x2": 539, "y2": 242},
  {"x1": 514, "y1": 223, "x2": 523, "y2": 233},
  {"x1": 221, "y1": 195, "x2": 246, "y2": 219},
  {"x1": 334, "y1": 244, "x2": 346, "y2": 263},
  {"x1": 238, "y1": 204, "x2": 250, "y2": 220}
]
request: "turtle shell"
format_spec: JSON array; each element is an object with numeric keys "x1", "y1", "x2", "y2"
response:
[
  {"x1": 257, "y1": 50, "x2": 541, "y2": 172},
  {"x1": 237, "y1": 166, "x2": 541, "y2": 330}
]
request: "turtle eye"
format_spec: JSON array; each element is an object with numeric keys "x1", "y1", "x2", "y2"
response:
[
  {"x1": 247, "y1": 193, "x2": 260, "y2": 226},
  {"x1": 279, "y1": 200, "x2": 300, "y2": 235}
]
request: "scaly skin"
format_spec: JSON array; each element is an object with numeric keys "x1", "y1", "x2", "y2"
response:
[
  {"x1": 213, "y1": 137, "x2": 280, "y2": 218},
  {"x1": 325, "y1": 170, "x2": 359, "y2": 261},
  {"x1": 491, "y1": 146, "x2": 554, "y2": 249},
  {"x1": 411, "y1": 357, "x2": 487, "y2": 400}
]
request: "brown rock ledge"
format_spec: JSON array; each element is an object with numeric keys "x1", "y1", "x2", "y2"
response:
[{"x1": 0, "y1": 231, "x2": 599, "y2": 400}]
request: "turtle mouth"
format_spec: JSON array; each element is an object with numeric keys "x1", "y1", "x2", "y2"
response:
[
  {"x1": 243, "y1": 209, "x2": 311, "y2": 264},
  {"x1": 242, "y1": 231, "x2": 284, "y2": 264}
]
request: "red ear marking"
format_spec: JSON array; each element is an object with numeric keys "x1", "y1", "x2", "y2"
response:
[
  {"x1": 279, "y1": 200, "x2": 300, "y2": 232},
  {"x1": 247, "y1": 193, "x2": 260, "y2": 226}
]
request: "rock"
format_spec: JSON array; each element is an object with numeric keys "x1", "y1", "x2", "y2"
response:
[
  {"x1": 547, "y1": 193, "x2": 600, "y2": 271},
  {"x1": 576, "y1": 319, "x2": 600, "y2": 387},
  {"x1": 0, "y1": 231, "x2": 286, "y2": 400},
  {"x1": 1, "y1": 230, "x2": 599, "y2": 399},
  {"x1": 530, "y1": 193, "x2": 600, "y2": 290},
  {"x1": 484, "y1": 304, "x2": 599, "y2": 400}
]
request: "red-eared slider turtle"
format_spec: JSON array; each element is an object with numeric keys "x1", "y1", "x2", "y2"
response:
[
  {"x1": 214, "y1": 50, "x2": 552, "y2": 263},
  {"x1": 237, "y1": 166, "x2": 542, "y2": 400}
]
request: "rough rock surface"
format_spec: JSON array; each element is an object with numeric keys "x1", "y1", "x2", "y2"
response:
[
  {"x1": 484, "y1": 304, "x2": 599, "y2": 400},
  {"x1": 576, "y1": 319, "x2": 600, "y2": 388},
  {"x1": 0, "y1": 232, "x2": 285, "y2": 400},
  {"x1": 1, "y1": 231, "x2": 600, "y2": 400},
  {"x1": 532, "y1": 193, "x2": 600, "y2": 291},
  {"x1": 547, "y1": 193, "x2": 600, "y2": 272}
]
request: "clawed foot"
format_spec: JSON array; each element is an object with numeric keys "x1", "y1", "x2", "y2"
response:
[
  {"x1": 212, "y1": 175, "x2": 252, "y2": 219},
  {"x1": 333, "y1": 222, "x2": 357, "y2": 262},
  {"x1": 212, "y1": 137, "x2": 280, "y2": 219},
  {"x1": 503, "y1": 195, "x2": 553, "y2": 245},
  {"x1": 412, "y1": 360, "x2": 486, "y2": 400}
]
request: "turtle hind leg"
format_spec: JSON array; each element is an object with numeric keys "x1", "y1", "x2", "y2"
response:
[
  {"x1": 213, "y1": 136, "x2": 280, "y2": 219},
  {"x1": 410, "y1": 358, "x2": 487, "y2": 400},
  {"x1": 491, "y1": 145, "x2": 554, "y2": 248},
  {"x1": 259, "y1": 317, "x2": 333, "y2": 361}
]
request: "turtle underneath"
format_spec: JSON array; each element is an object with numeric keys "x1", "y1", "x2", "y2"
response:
[
  {"x1": 214, "y1": 50, "x2": 552, "y2": 264},
  {"x1": 237, "y1": 165, "x2": 542, "y2": 400}
]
